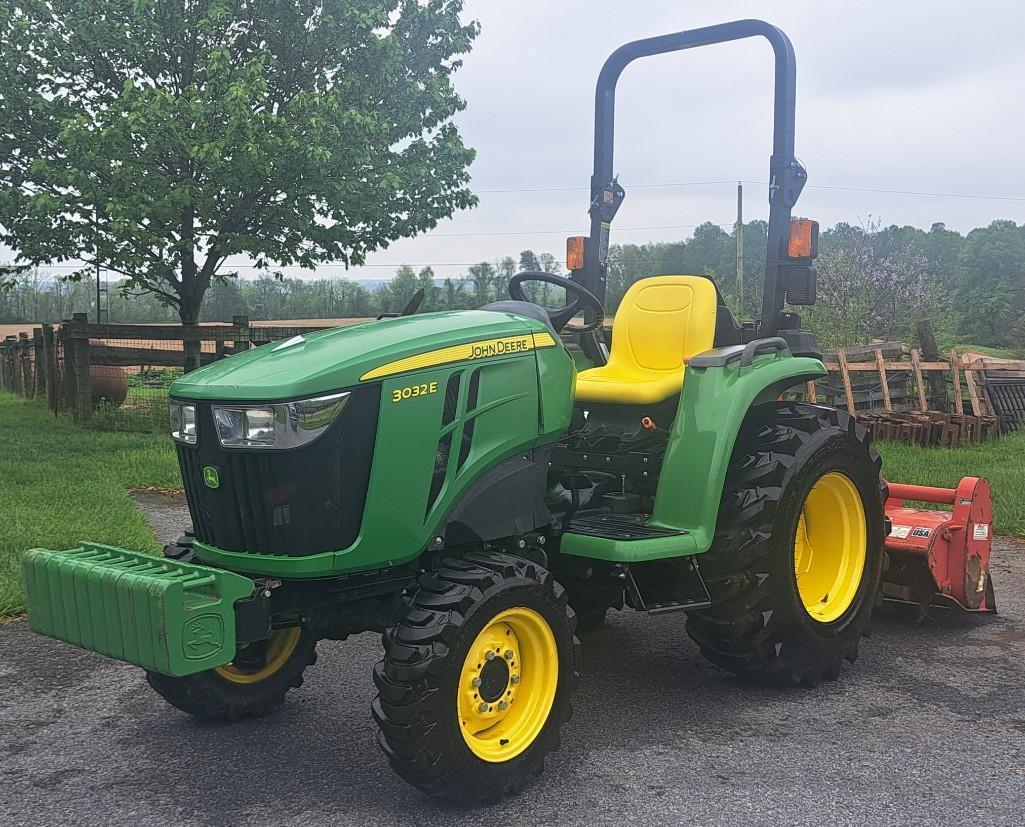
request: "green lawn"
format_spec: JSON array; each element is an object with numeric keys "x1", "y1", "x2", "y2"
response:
[
  {"x1": 0, "y1": 391, "x2": 181, "y2": 616},
  {"x1": 953, "y1": 342, "x2": 1024, "y2": 360},
  {"x1": 877, "y1": 434, "x2": 1025, "y2": 537}
]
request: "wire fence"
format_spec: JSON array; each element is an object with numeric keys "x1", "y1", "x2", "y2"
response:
[{"x1": 91, "y1": 359, "x2": 183, "y2": 433}]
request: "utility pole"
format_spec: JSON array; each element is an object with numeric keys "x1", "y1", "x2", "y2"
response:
[
  {"x1": 735, "y1": 181, "x2": 744, "y2": 319},
  {"x1": 95, "y1": 262, "x2": 101, "y2": 324}
]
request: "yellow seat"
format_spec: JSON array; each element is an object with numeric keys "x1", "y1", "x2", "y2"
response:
[{"x1": 575, "y1": 276, "x2": 717, "y2": 406}]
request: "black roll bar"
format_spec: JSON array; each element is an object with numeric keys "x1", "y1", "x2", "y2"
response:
[{"x1": 579, "y1": 19, "x2": 807, "y2": 337}]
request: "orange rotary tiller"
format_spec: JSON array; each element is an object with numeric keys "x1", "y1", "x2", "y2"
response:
[{"x1": 882, "y1": 477, "x2": 996, "y2": 613}]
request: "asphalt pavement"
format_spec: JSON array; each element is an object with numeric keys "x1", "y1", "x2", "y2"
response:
[{"x1": 2, "y1": 498, "x2": 1024, "y2": 826}]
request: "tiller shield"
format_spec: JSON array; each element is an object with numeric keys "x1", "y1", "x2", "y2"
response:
[{"x1": 882, "y1": 477, "x2": 996, "y2": 614}]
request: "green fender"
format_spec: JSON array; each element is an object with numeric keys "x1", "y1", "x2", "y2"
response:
[
  {"x1": 561, "y1": 346, "x2": 826, "y2": 563},
  {"x1": 652, "y1": 348, "x2": 826, "y2": 552}
]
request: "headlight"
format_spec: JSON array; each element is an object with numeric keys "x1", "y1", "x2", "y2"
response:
[
  {"x1": 212, "y1": 392, "x2": 350, "y2": 450},
  {"x1": 170, "y1": 402, "x2": 197, "y2": 444}
]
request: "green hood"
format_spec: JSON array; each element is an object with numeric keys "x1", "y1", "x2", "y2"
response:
[{"x1": 170, "y1": 309, "x2": 548, "y2": 402}]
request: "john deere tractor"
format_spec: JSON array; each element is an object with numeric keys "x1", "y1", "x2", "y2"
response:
[{"x1": 23, "y1": 20, "x2": 884, "y2": 803}]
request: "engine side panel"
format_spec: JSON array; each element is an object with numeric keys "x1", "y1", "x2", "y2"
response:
[{"x1": 193, "y1": 323, "x2": 576, "y2": 577}]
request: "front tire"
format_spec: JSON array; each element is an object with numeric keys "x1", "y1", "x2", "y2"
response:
[
  {"x1": 686, "y1": 403, "x2": 884, "y2": 686},
  {"x1": 373, "y1": 550, "x2": 580, "y2": 803},
  {"x1": 146, "y1": 626, "x2": 317, "y2": 720}
]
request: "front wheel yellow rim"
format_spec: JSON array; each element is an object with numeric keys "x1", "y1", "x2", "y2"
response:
[
  {"x1": 457, "y1": 607, "x2": 559, "y2": 763},
  {"x1": 215, "y1": 627, "x2": 302, "y2": 685},
  {"x1": 793, "y1": 471, "x2": 868, "y2": 623}
]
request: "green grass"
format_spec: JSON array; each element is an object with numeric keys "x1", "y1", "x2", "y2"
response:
[
  {"x1": 877, "y1": 433, "x2": 1025, "y2": 537},
  {"x1": 0, "y1": 391, "x2": 181, "y2": 616},
  {"x1": 952, "y1": 342, "x2": 1024, "y2": 360}
]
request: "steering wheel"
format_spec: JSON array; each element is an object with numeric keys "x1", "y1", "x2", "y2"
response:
[{"x1": 508, "y1": 271, "x2": 605, "y2": 333}]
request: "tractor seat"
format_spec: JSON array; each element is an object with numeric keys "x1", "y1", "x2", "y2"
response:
[{"x1": 575, "y1": 275, "x2": 717, "y2": 406}]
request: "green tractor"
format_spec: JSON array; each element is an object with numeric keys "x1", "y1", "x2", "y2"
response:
[{"x1": 23, "y1": 20, "x2": 884, "y2": 803}]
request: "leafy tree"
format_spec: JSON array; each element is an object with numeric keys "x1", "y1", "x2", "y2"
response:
[
  {"x1": 0, "y1": 0, "x2": 479, "y2": 364},
  {"x1": 468, "y1": 261, "x2": 496, "y2": 306},
  {"x1": 334, "y1": 278, "x2": 374, "y2": 317},
  {"x1": 378, "y1": 264, "x2": 418, "y2": 312},
  {"x1": 202, "y1": 279, "x2": 249, "y2": 322},
  {"x1": 518, "y1": 250, "x2": 541, "y2": 273},
  {"x1": 954, "y1": 220, "x2": 1025, "y2": 345},
  {"x1": 804, "y1": 221, "x2": 945, "y2": 347}
]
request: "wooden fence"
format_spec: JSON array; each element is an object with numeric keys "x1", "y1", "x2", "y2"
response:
[
  {"x1": 807, "y1": 343, "x2": 1018, "y2": 445},
  {"x1": 1, "y1": 313, "x2": 354, "y2": 425},
  {"x1": 813, "y1": 343, "x2": 1004, "y2": 415},
  {"x1": 0, "y1": 328, "x2": 44, "y2": 402}
]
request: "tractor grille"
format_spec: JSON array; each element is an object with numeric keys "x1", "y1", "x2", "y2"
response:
[{"x1": 176, "y1": 384, "x2": 380, "y2": 557}]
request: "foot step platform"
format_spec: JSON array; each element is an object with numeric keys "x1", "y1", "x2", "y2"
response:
[{"x1": 566, "y1": 513, "x2": 688, "y2": 541}]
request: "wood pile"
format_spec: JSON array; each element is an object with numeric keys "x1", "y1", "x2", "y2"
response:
[{"x1": 857, "y1": 410, "x2": 998, "y2": 447}]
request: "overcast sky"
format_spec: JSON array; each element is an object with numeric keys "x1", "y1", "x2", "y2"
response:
[
  {"x1": 16, "y1": 0, "x2": 1025, "y2": 283},
  {"x1": 325, "y1": 0, "x2": 1024, "y2": 283}
]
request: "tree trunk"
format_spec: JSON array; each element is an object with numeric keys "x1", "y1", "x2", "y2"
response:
[{"x1": 180, "y1": 298, "x2": 202, "y2": 374}]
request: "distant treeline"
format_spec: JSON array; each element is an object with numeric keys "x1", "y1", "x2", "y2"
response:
[{"x1": 2, "y1": 219, "x2": 1023, "y2": 349}]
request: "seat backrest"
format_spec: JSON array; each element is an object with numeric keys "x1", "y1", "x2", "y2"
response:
[{"x1": 608, "y1": 276, "x2": 718, "y2": 375}]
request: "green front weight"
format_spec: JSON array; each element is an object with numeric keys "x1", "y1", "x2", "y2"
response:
[{"x1": 21, "y1": 543, "x2": 255, "y2": 677}]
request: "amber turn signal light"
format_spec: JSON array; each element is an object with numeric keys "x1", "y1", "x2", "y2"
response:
[
  {"x1": 566, "y1": 236, "x2": 586, "y2": 271},
  {"x1": 787, "y1": 219, "x2": 819, "y2": 259}
]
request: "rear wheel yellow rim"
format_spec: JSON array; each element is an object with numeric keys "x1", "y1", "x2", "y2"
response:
[
  {"x1": 457, "y1": 607, "x2": 558, "y2": 763},
  {"x1": 215, "y1": 627, "x2": 302, "y2": 685},
  {"x1": 793, "y1": 471, "x2": 867, "y2": 623}
]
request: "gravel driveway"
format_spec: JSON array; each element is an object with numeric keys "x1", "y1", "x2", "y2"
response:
[{"x1": 2, "y1": 495, "x2": 1024, "y2": 826}]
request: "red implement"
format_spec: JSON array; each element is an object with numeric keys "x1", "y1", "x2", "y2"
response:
[{"x1": 882, "y1": 477, "x2": 996, "y2": 613}]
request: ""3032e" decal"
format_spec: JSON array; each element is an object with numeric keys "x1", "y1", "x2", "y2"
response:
[{"x1": 392, "y1": 381, "x2": 439, "y2": 403}]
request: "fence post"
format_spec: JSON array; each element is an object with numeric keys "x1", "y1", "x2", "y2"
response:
[
  {"x1": 19, "y1": 332, "x2": 33, "y2": 399},
  {"x1": 910, "y1": 348, "x2": 928, "y2": 412},
  {"x1": 232, "y1": 315, "x2": 250, "y2": 354},
  {"x1": 9, "y1": 336, "x2": 23, "y2": 395},
  {"x1": 837, "y1": 347, "x2": 856, "y2": 415},
  {"x1": 73, "y1": 335, "x2": 92, "y2": 422},
  {"x1": 0, "y1": 337, "x2": 10, "y2": 391},
  {"x1": 32, "y1": 328, "x2": 44, "y2": 399},
  {"x1": 873, "y1": 348, "x2": 892, "y2": 411},
  {"x1": 67, "y1": 313, "x2": 92, "y2": 422},
  {"x1": 948, "y1": 348, "x2": 964, "y2": 416},
  {"x1": 60, "y1": 329, "x2": 74, "y2": 409},
  {"x1": 8, "y1": 336, "x2": 18, "y2": 392},
  {"x1": 42, "y1": 324, "x2": 58, "y2": 414},
  {"x1": 962, "y1": 355, "x2": 987, "y2": 417}
]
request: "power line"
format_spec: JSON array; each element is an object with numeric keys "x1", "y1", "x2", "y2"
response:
[
  {"x1": 795, "y1": 183, "x2": 1025, "y2": 203},
  {"x1": 428, "y1": 222, "x2": 729, "y2": 238},
  {"x1": 475, "y1": 180, "x2": 733, "y2": 193},
  {"x1": 474, "y1": 178, "x2": 1025, "y2": 202}
]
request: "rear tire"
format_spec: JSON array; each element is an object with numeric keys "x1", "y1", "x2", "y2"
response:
[
  {"x1": 686, "y1": 403, "x2": 884, "y2": 686},
  {"x1": 373, "y1": 550, "x2": 580, "y2": 803}
]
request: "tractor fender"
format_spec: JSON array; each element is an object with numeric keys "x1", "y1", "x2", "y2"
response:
[{"x1": 650, "y1": 346, "x2": 827, "y2": 553}]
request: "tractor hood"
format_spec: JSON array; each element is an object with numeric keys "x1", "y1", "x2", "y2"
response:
[{"x1": 170, "y1": 310, "x2": 549, "y2": 402}]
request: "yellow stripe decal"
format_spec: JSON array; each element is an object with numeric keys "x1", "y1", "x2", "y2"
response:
[{"x1": 361, "y1": 331, "x2": 559, "y2": 381}]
